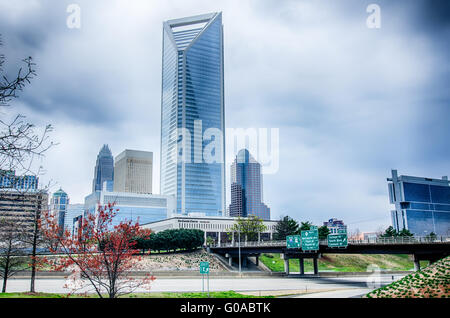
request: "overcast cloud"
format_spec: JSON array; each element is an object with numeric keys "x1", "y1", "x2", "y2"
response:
[{"x1": 0, "y1": 0, "x2": 449, "y2": 232}]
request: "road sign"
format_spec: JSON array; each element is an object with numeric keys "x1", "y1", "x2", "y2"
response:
[
  {"x1": 200, "y1": 261, "x2": 210, "y2": 274},
  {"x1": 327, "y1": 234, "x2": 348, "y2": 248},
  {"x1": 286, "y1": 235, "x2": 301, "y2": 248},
  {"x1": 301, "y1": 229, "x2": 319, "y2": 251},
  {"x1": 310, "y1": 225, "x2": 318, "y2": 230},
  {"x1": 337, "y1": 228, "x2": 347, "y2": 234}
]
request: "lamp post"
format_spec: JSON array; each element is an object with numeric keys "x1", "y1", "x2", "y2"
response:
[{"x1": 238, "y1": 225, "x2": 241, "y2": 274}]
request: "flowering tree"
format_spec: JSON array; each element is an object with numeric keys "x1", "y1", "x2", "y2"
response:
[{"x1": 39, "y1": 202, "x2": 155, "y2": 298}]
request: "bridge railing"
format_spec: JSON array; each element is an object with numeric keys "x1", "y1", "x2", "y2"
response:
[{"x1": 210, "y1": 236, "x2": 450, "y2": 248}]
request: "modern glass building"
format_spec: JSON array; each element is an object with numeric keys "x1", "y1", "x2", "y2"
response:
[
  {"x1": 388, "y1": 170, "x2": 450, "y2": 236},
  {"x1": 50, "y1": 188, "x2": 69, "y2": 232},
  {"x1": 84, "y1": 190, "x2": 176, "y2": 228},
  {"x1": 229, "y1": 149, "x2": 271, "y2": 220},
  {"x1": 160, "y1": 12, "x2": 225, "y2": 216},
  {"x1": 0, "y1": 170, "x2": 38, "y2": 191},
  {"x1": 65, "y1": 203, "x2": 84, "y2": 234},
  {"x1": 92, "y1": 145, "x2": 114, "y2": 192}
]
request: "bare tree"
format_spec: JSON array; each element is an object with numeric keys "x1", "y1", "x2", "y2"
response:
[
  {"x1": 0, "y1": 34, "x2": 54, "y2": 293},
  {"x1": 0, "y1": 219, "x2": 29, "y2": 292}
]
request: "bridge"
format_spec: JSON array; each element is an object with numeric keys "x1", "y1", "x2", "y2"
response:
[{"x1": 210, "y1": 236, "x2": 450, "y2": 275}]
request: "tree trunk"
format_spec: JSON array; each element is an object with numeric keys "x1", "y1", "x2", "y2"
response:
[
  {"x1": 30, "y1": 196, "x2": 41, "y2": 293},
  {"x1": 2, "y1": 261, "x2": 9, "y2": 293}
]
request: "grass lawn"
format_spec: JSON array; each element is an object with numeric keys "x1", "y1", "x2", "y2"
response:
[
  {"x1": 0, "y1": 291, "x2": 273, "y2": 298},
  {"x1": 260, "y1": 253, "x2": 428, "y2": 272}
]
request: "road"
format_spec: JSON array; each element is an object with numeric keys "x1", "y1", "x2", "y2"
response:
[{"x1": 6, "y1": 274, "x2": 404, "y2": 297}]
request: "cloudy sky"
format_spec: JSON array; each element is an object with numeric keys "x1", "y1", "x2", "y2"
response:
[{"x1": 0, "y1": 0, "x2": 449, "y2": 232}]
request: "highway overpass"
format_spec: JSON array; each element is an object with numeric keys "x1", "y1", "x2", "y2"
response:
[{"x1": 210, "y1": 237, "x2": 450, "y2": 275}]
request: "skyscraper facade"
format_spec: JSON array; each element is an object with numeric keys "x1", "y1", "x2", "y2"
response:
[
  {"x1": 50, "y1": 188, "x2": 69, "y2": 231},
  {"x1": 113, "y1": 149, "x2": 153, "y2": 194},
  {"x1": 229, "y1": 149, "x2": 271, "y2": 220},
  {"x1": 160, "y1": 12, "x2": 225, "y2": 216},
  {"x1": 65, "y1": 203, "x2": 84, "y2": 234},
  {"x1": 92, "y1": 145, "x2": 114, "y2": 192},
  {"x1": 388, "y1": 169, "x2": 450, "y2": 236}
]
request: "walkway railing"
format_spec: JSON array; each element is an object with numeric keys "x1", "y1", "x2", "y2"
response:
[{"x1": 210, "y1": 236, "x2": 450, "y2": 248}]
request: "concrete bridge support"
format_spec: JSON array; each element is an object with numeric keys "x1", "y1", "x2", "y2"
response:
[
  {"x1": 413, "y1": 255, "x2": 421, "y2": 271},
  {"x1": 313, "y1": 257, "x2": 319, "y2": 275},
  {"x1": 299, "y1": 258, "x2": 305, "y2": 275},
  {"x1": 284, "y1": 258, "x2": 290, "y2": 275}
]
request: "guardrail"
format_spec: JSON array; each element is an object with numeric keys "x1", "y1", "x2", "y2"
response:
[{"x1": 210, "y1": 236, "x2": 450, "y2": 248}]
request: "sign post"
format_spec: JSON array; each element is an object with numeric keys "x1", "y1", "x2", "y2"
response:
[
  {"x1": 301, "y1": 229, "x2": 319, "y2": 251},
  {"x1": 200, "y1": 261, "x2": 210, "y2": 297}
]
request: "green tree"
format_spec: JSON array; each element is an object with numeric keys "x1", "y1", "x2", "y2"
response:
[
  {"x1": 299, "y1": 221, "x2": 313, "y2": 231},
  {"x1": 318, "y1": 225, "x2": 330, "y2": 240},
  {"x1": 381, "y1": 226, "x2": 398, "y2": 238},
  {"x1": 273, "y1": 216, "x2": 299, "y2": 240},
  {"x1": 398, "y1": 228, "x2": 414, "y2": 237},
  {"x1": 230, "y1": 216, "x2": 267, "y2": 242}
]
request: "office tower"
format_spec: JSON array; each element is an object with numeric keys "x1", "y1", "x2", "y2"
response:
[
  {"x1": 0, "y1": 170, "x2": 38, "y2": 191},
  {"x1": 229, "y1": 149, "x2": 271, "y2": 220},
  {"x1": 388, "y1": 169, "x2": 450, "y2": 236},
  {"x1": 160, "y1": 12, "x2": 225, "y2": 216},
  {"x1": 50, "y1": 188, "x2": 69, "y2": 231},
  {"x1": 113, "y1": 150, "x2": 153, "y2": 194},
  {"x1": 84, "y1": 190, "x2": 176, "y2": 228},
  {"x1": 92, "y1": 144, "x2": 114, "y2": 192}
]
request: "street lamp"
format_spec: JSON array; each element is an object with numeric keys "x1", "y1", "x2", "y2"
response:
[{"x1": 238, "y1": 224, "x2": 241, "y2": 274}]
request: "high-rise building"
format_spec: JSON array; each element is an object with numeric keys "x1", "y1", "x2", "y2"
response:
[
  {"x1": 0, "y1": 170, "x2": 45, "y2": 234},
  {"x1": 50, "y1": 188, "x2": 69, "y2": 231},
  {"x1": 160, "y1": 12, "x2": 226, "y2": 216},
  {"x1": 388, "y1": 169, "x2": 450, "y2": 236},
  {"x1": 113, "y1": 149, "x2": 153, "y2": 194},
  {"x1": 229, "y1": 149, "x2": 271, "y2": 220},
  {"x1": 0, "y1": 191, "x2": 48, "y2": 233},
  {"x1": 92, "y1": 145, "x2": 114, "y2": 192},
  {"x1": 0, "y1": 170, "x2": 38, "y2": 191}
]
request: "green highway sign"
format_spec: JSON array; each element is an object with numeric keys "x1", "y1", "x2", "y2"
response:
[
  {"x1": 310, "y1": 225, "x2": 318, "y2": 230},
  {"x1": 199, "y1": 261, "x2": 210, "y2": 274},
  {"x1": 337, "y1": 228, "x2": 347, "y2": 234},
  {"x1": 286, "y1": 235, "x2": 301, "y2": 248},
  {"x1": 301, "y1": 229, "x2": 319, "y2": 251},
  {"x1": 327, "y1": 234, "x2": 348, "y2": 248}
]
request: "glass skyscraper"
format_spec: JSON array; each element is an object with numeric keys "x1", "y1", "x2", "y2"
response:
[
  {"x1": 92, "y1": 144, "x2": 114, "y2": 192},
  {"x1": 388, "y1": 169, "x2": 450, "y2": 236},
  {"x1": 0, "y1": 170, "x2": 38, "y2": 191},
  {"x1": 229, "y1": 149, "x2": 271, "y2": 220},
  {"x1": 50, "y1": 188, "x2": 69, "y2": 233},
  {"x1": 160, "y1": 12, "x2": 225, "y2": 216}
]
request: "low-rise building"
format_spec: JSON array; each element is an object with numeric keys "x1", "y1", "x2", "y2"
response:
[
  {"x1": 84, "y1": 189, "x2": 176, "y2": 227},
  {"x1": 323, "y1": 218, "x2": 347, "y2": 234},
  {"x1": 141, "y1": 216, "x2": 278, "y2": 246},
  {"x1": 387, "y1": 169, "x2": 450, "y2": 236}
]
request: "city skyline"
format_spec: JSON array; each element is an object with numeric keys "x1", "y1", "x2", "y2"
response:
[{"x1": 0, "y1": 1, "x2": 449, "y2": 232}]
